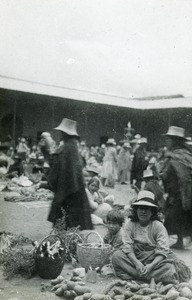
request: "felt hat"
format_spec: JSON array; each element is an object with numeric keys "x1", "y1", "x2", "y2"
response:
[
  {"x1": 163, "y1": 126, "x2": 186, "y2": 140},
  {"x1": 106, "y1": 138, "x2": 115, "y2": 144},
  {"x1": 123, "y1": 142, "x2": 131, "y2": 148},
  {"x1": 41, "y1": 132, "x2": 51, "y2": 138},
  {"x1": 138, "y1": 137, "x2": 148, "y2": 144},
  {"x1": 134, "y1": 134, "x2": 141, "y2": 139},
  {"x1": 143, "y1": 169, "x2": 154, "y2": 179},
  {"x1": 54, "y1": 118, "x2": 79, "y2": 136},
  {"x1": 132, "y1": 190, "x2": 157, "y2": 207}
]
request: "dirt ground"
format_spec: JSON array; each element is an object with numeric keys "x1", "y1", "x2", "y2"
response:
[{"x1": 0, "y1": 183, "x2": 192, "y2": 300}]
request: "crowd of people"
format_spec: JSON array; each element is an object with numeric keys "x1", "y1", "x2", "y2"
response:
[{"x1": 1, "y1": 119, "x2": 192, "y2": 284}]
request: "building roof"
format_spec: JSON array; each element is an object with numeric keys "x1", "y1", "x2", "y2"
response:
[{"x1": 0, "y1": 1, "x2": 192, "y2": 110}]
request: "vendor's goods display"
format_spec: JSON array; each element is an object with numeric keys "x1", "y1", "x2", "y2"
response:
[
  {"x1": 0, "y1": 232, "x2": 35, "y2": 279},
  {"x1": 77, "y1": 232, "x2": 111, "y2": 270},
  {"x1": 42, "y1": 275, "x2": 192, "y2": 300},
  {"x1": 102, "y1": 278, "x2": 192, "y2": 300},
  {"x1": 34, "y1": 234, "x2": 65, "y2": 279}
]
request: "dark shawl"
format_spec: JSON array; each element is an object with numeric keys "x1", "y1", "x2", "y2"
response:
[
  {"x1": 131, "y1": 147, "x2": 148, "y2": 182},
  {"x1": 161, "y1": 147, "x2": 192, "y2": 236},
  {"x1": 47, "y1": 137, "x2": 93, "y2": 230}
]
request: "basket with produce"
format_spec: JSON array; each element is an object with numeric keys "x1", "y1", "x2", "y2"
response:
[
  {"x1": 77, "y1": 231, "x2": 111, "y2": 270},
  {"x1": 34, "y1": 234, "x2": 65, "y2": 279}
]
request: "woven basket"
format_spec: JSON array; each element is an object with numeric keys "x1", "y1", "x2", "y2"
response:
[
  {"x1": 34, "y1": 234, "x2": 65, "y2": 279},
  {"x1": 77, "y1": 231, "x2": 111, "y2": 270}
]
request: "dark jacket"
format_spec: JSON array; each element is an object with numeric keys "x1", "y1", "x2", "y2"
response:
[{"x1": 47, "y1": 137, "x2": 93, "y2": 230}]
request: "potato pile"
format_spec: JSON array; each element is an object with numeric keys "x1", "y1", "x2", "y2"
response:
[
  {"x1": 103, "y1": 279, "x2": 192, "y2": 300},
  {"x1": 49, "y1": 275, "x2": 192, "y2": 300},
  {"x1": 50, "y1": 274, "x2": 92, "y2": 298}
]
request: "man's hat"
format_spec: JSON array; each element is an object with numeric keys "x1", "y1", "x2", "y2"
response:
[
  {"x1": 106, "y1": 138, "x2": 115, "y2": 144},
  {"x1": 138, "y1": 137, "x2": 148, "y2": 144},
  {"x1": 134, "y1": 134, "x2": 141, "y2": 139},
  {"x1": 132, "y1": 190, "x2": 157, "y2": 207},
  {"x1": 123, "y1": 142, "x2": 131, "y2": 148},
  {"x1": 54, "y1": 118, "x2": 79, "y2": 136},
  {"x1": 163, "y1": 126, "x2": 186, "y2": 140}
]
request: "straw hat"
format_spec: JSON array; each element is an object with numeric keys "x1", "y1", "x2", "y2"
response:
[
  {"x1": 134, "y1": 134, "x2": 141, "y2": 139},
  {"x1": 163, "y1": 126, "x2": 186, "y2": 140},
  {"x1": 143, "y1": 169, "x2": 154, "y2": 179},
  {"x1": 132, "y1": 190, "x2": 157, "y2": 207},
  {"x1": 123, "y1": 142, "x2": 131, "y2": 148},
  {"x1": 138, "y1": 137, "x2": 148, "y2": 144},
  {"x1": 54, "y1": 118, "x2": 79, "y2": 136},
  {"x1": 106, "y1": 138, "x2": 115, "y2": 144}
]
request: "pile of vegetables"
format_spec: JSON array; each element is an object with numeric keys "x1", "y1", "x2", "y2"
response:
[
  {"x1": 48, "y1": 276, "x2": 192, "y2": 300},
  {"x1": 47, "y1": 273, "x2": 92, "y2": 298},
  {"x1": 103, "y1": 278, "x2": 192, "y2": 300}
]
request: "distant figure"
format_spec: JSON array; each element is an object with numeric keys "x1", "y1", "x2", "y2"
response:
[
  {"x1": 47, "y1": 118, "x2": 93, "y2": 230},
  {"x1": 131, "y1": 137, "x2": 148, "y2": 190},
  {"x1": 16, "y1": 138, "x2": 30, "y2": 161},
  {"x1": 100, "y1": 138, "x2": 118, "y2": 188},
  {"x1": 40, "y1": 132, "x2": 56, "y2": 165},
  {"x1": 117, "y1": 142, "x2": 132, "y2": 184}
]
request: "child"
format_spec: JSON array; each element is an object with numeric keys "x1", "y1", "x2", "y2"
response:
[
  {"x1": 104, "y1": 210, "x2": 124, "y2": 253},
  {"x1": 101, "y1": 210, "x2": 125, "y2": 277},
  {"x1": 85, "y1": 176, "x2": 112, "y2": 224}
]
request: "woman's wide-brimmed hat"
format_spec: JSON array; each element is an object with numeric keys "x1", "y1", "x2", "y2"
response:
[
  {"x1": 163, "y1": 126, "x2": 186, "y2": 140},
  {"x1": 132, "y1": 190, "x2": 157, "y2": 207},
  {"x1": 54, "y1": 118, "x2": 79, "y2": 136},
  {"x1": 106, "y1": 138, "x2": 115, "y2": 144}
]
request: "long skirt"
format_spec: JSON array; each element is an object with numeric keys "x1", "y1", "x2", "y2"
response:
[
  {"x1": 112, "y1": 244, "x2": 191, "y2": 284},
  {"x1": 101, "y1": 161, "x2": 117, "y2": 187},
  {"x1": 112, "y1": 250, "x2": 178, "y2": 284}
]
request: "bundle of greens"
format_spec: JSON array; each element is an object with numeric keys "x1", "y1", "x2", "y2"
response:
[
  {"x1": 3, "y1": 247, "x2": 36, "y2": 279},
  {"x1": 0, "y1": 231, "x2": 35, "y2": 279}
]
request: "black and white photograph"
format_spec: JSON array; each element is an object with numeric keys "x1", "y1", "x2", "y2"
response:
[{"x1": 0, "y1": 1, "x2": 192, "y2": 299}]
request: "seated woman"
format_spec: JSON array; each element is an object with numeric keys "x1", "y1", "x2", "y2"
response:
[
  {"x1": 85, "y1": 176, "x2": 113, "y2": 224},
  {"x1": 112, "y1": 190, "x2": 191, "y2": 284}
]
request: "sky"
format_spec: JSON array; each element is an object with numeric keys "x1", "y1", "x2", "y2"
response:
[{"x1": 0, "y1": 0, "x2": 192, "y2": 101}]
